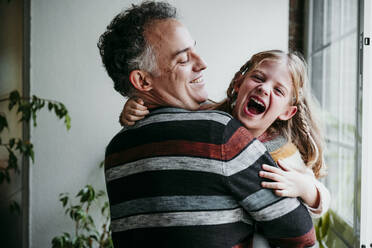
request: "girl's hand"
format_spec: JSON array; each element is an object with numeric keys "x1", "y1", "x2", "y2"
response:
[
  {"x1": 119, "y1": 98, "x2": 149, "y2": 126},
  {"x1": 259, "y1": 160, "x2": 320, "y2": 208}
]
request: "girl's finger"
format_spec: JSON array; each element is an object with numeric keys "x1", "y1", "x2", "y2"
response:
[
  {"x1": 130, "y1": 109, "x2": 150, "y2": 117},
  {"x1": 122, "y1": 120, "x2": 135, "y2": 126},
  {"x1": 259, "y1": 171, "x2": 284, "y2": 182},
  {"x1": 127, "y1": 114, "x2": 146, "y2": 122},
  {"x1": 274, "y1": 190, "x2": 287, "y2": 197},
  {"x1": 133, "y1": 101, "x2": 148, "y2": 111},
  {"x1": 261, "y1": 164, "x2": 283, "y2": 175},
  {"x1": 261, "y1": 181, "x2": 284, "y2": 190}
]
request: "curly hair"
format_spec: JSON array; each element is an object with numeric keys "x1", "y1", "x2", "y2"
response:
[{"x1": 97, "y1": 1, "x2": 177, "y2": 97}]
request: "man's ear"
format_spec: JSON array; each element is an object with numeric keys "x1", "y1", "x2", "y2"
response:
[
  {"x1": 278, "y1": 106, "x2": 298, "y2": 121},
  {"x1": 129, "y1": 70, "x2": 152, "y2": 92}
]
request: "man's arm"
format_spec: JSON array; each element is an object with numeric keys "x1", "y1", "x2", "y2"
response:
[{"x1": 222, "y1": 120, "x2": 316, "y2": 247}]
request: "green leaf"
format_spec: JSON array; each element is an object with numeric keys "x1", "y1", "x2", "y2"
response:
[
  {"x1": 7, "y1": 148, "x2": 19, "y2": 173},
  {"x1": 8, "y1": 90, "x2": 20, "y2": 111},
  {"x1": 65, "y1": 114, "x2": 71, "y2": 130},
  {"x1": 0, "y1": 114, "x2": 8, "y2": 132},
  {"x1": 60, "y1": 196, "x2": 69, "y2": 207},
  {"x1": 9, "y1": 138, "x2": 15, "y2": 148},
  {"x1": 48, "y1": 102, "x2": 53, "y2": 111}
]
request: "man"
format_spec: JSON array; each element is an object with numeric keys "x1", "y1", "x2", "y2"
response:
[{"x1": 98, "y1": 2, "x2": 316, "y2": 247}]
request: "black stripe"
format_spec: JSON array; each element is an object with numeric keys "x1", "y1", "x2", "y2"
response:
[
  {"x1": 106, "y1": 170, "x2": 230, "y2": 205},
  {"x1": 106, "y1": 120, "x2": 226, "y2": 156},
  {"x1": 112, "y1": 222, "x2": 253, "y2": 248},
  {"x1": 256, "y1": 204, "x2": 314, "y2": 238},
  {"x1": 227, "y1": 152, "x2": 277, "y2": 201}
]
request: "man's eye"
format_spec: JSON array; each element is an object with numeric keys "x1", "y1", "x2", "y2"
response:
[{"x1": 179, "y1": 55, "x2": 189, "y2": 64}]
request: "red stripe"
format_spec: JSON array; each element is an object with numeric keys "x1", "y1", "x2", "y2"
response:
[
  {"x1": 105, "y1": 126, "x2": 255, "y2": 170},
  {"x1": 269, "y1": 227, "x2": 316, "y2": 248}
]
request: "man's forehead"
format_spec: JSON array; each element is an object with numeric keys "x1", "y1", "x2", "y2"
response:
[{"x1": 144, "y1": 19, "x2": 194, "y2": 55}]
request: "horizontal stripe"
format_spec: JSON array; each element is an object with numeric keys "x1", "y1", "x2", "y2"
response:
[
  {"x1": 249, "y1": 197, "x2": 300, "y2": 221},
  {"x1": 106, "y1": 170, "x2": 228, "y2": 204},
  {"x1": 111, "y1": 208, "x2": 252, "y2": 232},
  {"x1": 106, "y1": 128, "x2": 263, "y2": 170},
  {"x1": 106, "y1": 140, "x2": 266, "y2": 181},
  {"x1": 111, "y1": 195, "x2": 239, "y2": 219},
  {"x1": 105, "y1": 156, "x2": 224, "y2": 182},
  {"x1": 127, "y1": 111, "x2": 232, "y2": 130},
  {"x1": 240, "y1": 188, "x2": 280, "y2": 212}
]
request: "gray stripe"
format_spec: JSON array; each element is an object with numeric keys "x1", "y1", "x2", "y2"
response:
[
  {"x1": 106, "y1": 156, "x2": 224, "y2": 181},
  {"x1": 240, "y1": 189, "x2": 280, "y2": 212},
  {"x1": 106, "y1": 139, "x2": 266, "y2": 181},
  {"x1": 223, "y1": 139, "x2": 267, "y2": 176},
  {"x1": 111, "y1": 195, "x2": 239, "y2": 219},
  {"x1": 127, "y1": 112, "x2": 231, "y2": 130},
  {"x1": 263, "y1": 135, "x2": 287, "y2": 153},
  {"x1": 111, "y1": 208, "x2": 252, "y2": 232},
  {"x1": 249, "y1": 197, "x2": 300, "y2": 221}
]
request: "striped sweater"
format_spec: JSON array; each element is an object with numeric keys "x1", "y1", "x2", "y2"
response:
[{"x1": 104, "y1": 107, "x2": 316, "y2": 248}]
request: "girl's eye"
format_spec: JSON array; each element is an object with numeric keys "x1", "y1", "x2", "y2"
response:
[
  {"x1": 252, "y1": 75, "x2": 264, "y2": 82},
  {"x1": 275, "y1": 88, "x2": 284, "y2": 95}
]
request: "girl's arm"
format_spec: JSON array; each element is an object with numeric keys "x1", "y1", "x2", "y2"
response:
[
  {"x1": 259, "y1": 159, "x2": 330, "y2": 218},
  {"x1": 119, "y1": 98, "x2": 149, "y2": 126}
]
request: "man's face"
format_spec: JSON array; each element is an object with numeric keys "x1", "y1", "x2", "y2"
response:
[{"x1": 145, "y1": 19, "x2": 208, "y2": 110}]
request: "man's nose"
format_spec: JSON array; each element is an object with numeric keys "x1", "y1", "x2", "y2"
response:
[{"x1": 192, "y1": 52, "x2": 207, "y2": 71}]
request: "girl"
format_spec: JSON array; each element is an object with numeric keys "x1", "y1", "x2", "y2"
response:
[{"x1": 120, "y1": 50, "x2": 330, "y2": 245}]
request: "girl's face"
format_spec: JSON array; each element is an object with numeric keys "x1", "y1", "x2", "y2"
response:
[{"x1": 232, "y1": 60, "x2": 298, "y2": 137}]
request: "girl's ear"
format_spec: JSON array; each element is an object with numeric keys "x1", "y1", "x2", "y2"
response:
[
  {"x1": 278, "y1": 105, "x2": 298, "y2": 121},
  {"x1": 129, "y1": 70, "x2": 153, "y2": 92}
]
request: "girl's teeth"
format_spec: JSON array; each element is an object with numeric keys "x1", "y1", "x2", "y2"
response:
[{"x1": 252, "y1": 98, "x2": 264, "y2": 107}]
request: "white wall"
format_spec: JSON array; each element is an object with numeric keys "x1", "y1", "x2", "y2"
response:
[{"x1": 29, "y1": 0, "x2": 288, "y2": 247}]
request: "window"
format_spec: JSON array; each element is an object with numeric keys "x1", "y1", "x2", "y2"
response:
[{"x1": 306, "y1": 0, "x2": 360, "y2": 246}]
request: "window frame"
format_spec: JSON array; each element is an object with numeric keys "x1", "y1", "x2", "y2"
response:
[{"x1": 305, "y1": 0, "x2": 362, "y2": 247}]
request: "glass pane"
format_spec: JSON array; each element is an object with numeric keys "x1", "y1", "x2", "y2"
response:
[
  {"x1": 312, "y1": 0, "x2": 325, "y2": 52},
  {"x1": 323, "y1": 43, "x2": 340, "y2": 141},
  {"x1": 340, "y1": 33, "x2": 357, "y2": 145},
  {"x1": 310, "y1": 52, "x2": 324, "y2": 105},
  {"x1": 341, "y1": 0, "x2": 358, "y2": 34},
  {"x1": 325, "y1": 0, "x2": 341, "y2": 44}
]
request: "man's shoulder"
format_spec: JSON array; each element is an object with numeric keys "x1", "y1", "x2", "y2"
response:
[{"x1": 105, "y1": 107, "x2": 241, "y2": 156}]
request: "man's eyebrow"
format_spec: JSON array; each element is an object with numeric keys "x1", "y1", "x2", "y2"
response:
[{"x1": 172, "y1": 41, "x2": 196, "y2": 58}]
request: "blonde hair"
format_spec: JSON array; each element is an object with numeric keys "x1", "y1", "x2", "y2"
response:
[{"x1": 215, "y1": 50, "x2": 326, "y2": 178}]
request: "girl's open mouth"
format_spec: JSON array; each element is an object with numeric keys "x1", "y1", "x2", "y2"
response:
[{"x1": 247, "y1": 97, "x2": 266, "y2": 115}]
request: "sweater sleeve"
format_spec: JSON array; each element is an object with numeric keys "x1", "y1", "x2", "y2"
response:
[{"x1": 222, "y1": 123, "x2": 316, "y2": 247}]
